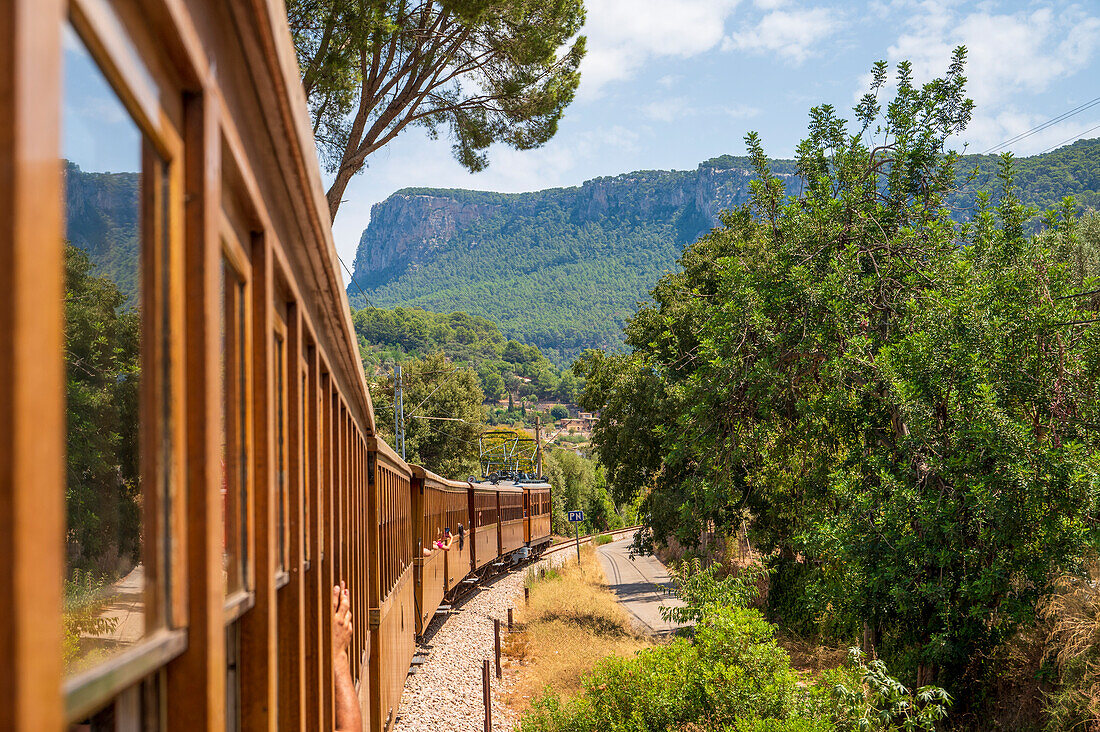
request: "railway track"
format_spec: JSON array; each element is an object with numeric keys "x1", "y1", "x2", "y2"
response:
[{"x1": 542, "y1": 525, "x2": 640, "y2": 557}]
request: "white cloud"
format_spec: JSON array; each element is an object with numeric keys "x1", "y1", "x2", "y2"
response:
[
  {"x1": 579, "y1": 0, "x2": 742, "y2": 97},
  {"x1": 724, "y1": 7, "x2": 843, "y2": 64},
  {"x1": 874, "y1": 1, "x2": 1100, "y2": 153}
]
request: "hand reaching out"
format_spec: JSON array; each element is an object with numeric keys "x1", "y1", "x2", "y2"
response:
[{"x1": 333, "y1": 581, "x2": 353, "y2": 664}]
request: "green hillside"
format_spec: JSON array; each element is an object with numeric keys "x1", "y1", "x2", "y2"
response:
[{"x1": 349, "y1": 140, "x2": 1100, "y2": 362}]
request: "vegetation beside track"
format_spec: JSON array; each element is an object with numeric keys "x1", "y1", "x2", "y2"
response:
[
  {"x1": 518, "y1": 562, "x2": 953, "y2": 732},
  {"x1": 503, "y1": 546, "x2": 651, "y2": 710}
]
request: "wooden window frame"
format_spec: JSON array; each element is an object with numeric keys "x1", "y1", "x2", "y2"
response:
[
  {"x1": 62, "y1": 0, "x2": 190, "y2": 722},
  {"x1": 272, "y1": 308, "x2": 289, "y2": 585},
  {"x1": 219, "y1": 213, "x2": 255, "y2": 622}
]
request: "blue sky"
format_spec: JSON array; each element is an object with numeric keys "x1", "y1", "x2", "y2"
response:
[{"x1": 338, "y1": 1, "x2": 1099, "y2": 267}]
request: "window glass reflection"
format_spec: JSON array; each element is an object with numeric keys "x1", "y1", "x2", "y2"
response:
[
  {"x1": 221, "y1": 262, "x2": 248, "y2": 596},
  {"x1": 62, "y1": 23, "x2": 156, "y2": 675}
]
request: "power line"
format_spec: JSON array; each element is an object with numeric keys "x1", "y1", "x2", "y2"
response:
[
  {"x1": 336, "y1": 251, "x2": 374, "y2": 309},
  {"x1": 1042, "y1": 121, "x2": 1100, "y2": 154},
  {"x1": 980, "y1": 95, "x2": 1100, "y2": 155},
  {"x1": 407, "y1": 366, "x2": 460, "y2": 418}
]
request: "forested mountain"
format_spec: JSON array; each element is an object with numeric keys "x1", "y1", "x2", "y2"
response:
[
  {"x1": 354, "y1": 306, "x2": 584, "y2": 408},
  {"x1": 349, "y1": 139, "x2": 1100, "y2": 361},
  {"x1": 64, "y1": 162, "x2": 141, "y2": 304}
]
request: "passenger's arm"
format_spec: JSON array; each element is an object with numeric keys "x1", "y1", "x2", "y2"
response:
[{"x1": 333, "y1": 583, "x2": 362, "y2": 732}]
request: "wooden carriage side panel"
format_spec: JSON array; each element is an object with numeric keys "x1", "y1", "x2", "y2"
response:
[
  {"x1": 470, "y1": 487, "x2": 499, "y2": 571},
  {"x1": 412, "y1": 471, "x2": 452, "y2": 635},
  {"x1": 318, "y1": 373, "x2": 335, "y2": 731},
  {"x1": 0, "y1": 1, "x2": 65, "y2": 727},
  {"x1": 443, "y1": 486, "x2": 472, "y2": 591},
  {"x1": 523, "y1": 490, "x2": 531, "y2": 544},
  {"x1": 302, "y1": 347, "x2": 323, "y2": 730},
  {"x1": 531, "y1": 488, "x2": 552, "y2": 546},
  {"x1": 499, "y1": 489, "x2": 525, "y2": 555},
  {"x1": 162, "y1": 87, "x2": 227, "y2": 730},
  {"x1": 240, "y1": 231, "x2": 278, "y2": 731},
  {"x1": 276, "y1": 303, "x2": 306, "y2": 732},
  {"x1": 367, "y1": 438, "x2": 414, "y2": 732}
]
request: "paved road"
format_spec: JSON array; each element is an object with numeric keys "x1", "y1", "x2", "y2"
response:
[{"x1": 596, "y1": 536, "x2": 686, "y2": 636}]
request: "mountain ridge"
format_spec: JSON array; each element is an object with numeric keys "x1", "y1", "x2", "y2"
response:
[{"x1": 349, "y1": 139, "x2": 1096, "y2": 360}]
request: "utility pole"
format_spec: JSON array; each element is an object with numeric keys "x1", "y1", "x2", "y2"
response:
[
  {"x1": 395, "y1": 363, "x2": 406, "y2": 460},
  {"x1": 534, "y1": 415, "x2": 543, "y2": 478}
]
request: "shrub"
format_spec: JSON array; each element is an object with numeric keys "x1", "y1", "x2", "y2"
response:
[
  {"x1": 1036, "y1": 563, "x2": 1100, "y2": 729},
  {"x1": 832, "y1": 648, "x2": 952, "y2": 732},
  {"x1": 661, "y1": 556, "x2": 769, "y2": 625},
  {"x1": 519, "y1": 601, "x2": 952, "y2": 732},
  {"x1": 521, "y1": 604, "x2": 812, "y2": 732}
]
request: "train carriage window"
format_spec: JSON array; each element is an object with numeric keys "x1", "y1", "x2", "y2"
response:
[
  {"x1": 61, "y1": 21, "x2": 176, "y2": 679},
  {"x1": 221, "y1": 255, "x2": 250, "y2": 600},
  {"x1": 301, "y1": 361, "x2": 311, "y2": 565},
  {"x1": 274, "y1": 321, "x2": 289, "y2": 576}
]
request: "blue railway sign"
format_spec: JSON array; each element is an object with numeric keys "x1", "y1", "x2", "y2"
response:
[{"x1": 567, "y1": 510, "x2": 584, "y2": 522}]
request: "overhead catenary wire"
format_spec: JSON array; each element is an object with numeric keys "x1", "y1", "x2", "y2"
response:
[
  {"x1": 980, "y1": 95, "x2": 1100, "y2": 155},
  {"x1": 1042, "y1": 121, "x2": 1100, "y2": 155},
  {"x1": 336, "y1": 251, "x2": 375, "y2": 309}
]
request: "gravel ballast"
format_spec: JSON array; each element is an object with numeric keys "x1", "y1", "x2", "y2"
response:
[{"x1": 392, "y1": 553, "x2": 568, "y2": 732}]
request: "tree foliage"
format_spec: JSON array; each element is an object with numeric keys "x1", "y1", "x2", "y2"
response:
[
  {"x1": 64, "y1": 244, "x2": 141, "y2": 576},
  {"x1": 286, "y1": 0, "x2": 586, "y2": 218},
  {"x1": 353, "y1": 304, "x2": 583, "y2": 404},
  {"x1": 542, "y1": 448, "x2": 621, "y2": 535},
  {"x1": 369, "y1": 351, "x2": 486, "y2": 476},
  {"x1": 577, "y1": 49, "x2": 1100, "y2": 694}
]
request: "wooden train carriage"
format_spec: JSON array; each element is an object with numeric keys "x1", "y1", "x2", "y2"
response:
[
  {"x1": 498, "y1": 484, "x2": 526, "y2": 556},
  {"x1": 0, "y1": 0, "x2": 383, "y2": 729},
  {"x1": 469, "y1": 483, "x2": 501, "y2": 572},
  {"x1": 524, "y1": 483, "x2": 554, "y2": 548},
  {"x1": 367, "y1": 438, "x2": 415, "y2": 732},
  {"x1": 410, "y1": 466, "x2": 470, "y2": 636},
  {"x1": 442, "y1": 479, "x2": 473, "y2": 592}
]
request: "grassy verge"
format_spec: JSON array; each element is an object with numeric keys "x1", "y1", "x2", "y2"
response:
[{"x1": 503, "y1": 546, "x2": 652, "y2": 710}]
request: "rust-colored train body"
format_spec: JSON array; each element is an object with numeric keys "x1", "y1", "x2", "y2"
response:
[
  {"x1": 469, "y1": 483, "x2": 501, "y2": 572},
  {"x1": 497, "y1": 484, "x2": 527, "y2": 555},
  {"x1": 411, "y1": 467, "x2": 470, "y2": 635},
  {"x1": 524, "y1": 483, "x2": 554, "y2": 548},
  {"x1": 0, "y1": 0, "x2": 554, "y2": 730}
]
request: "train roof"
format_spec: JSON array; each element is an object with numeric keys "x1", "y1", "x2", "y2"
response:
[
  {"x1": 410, "y1": 464, "x2": 468, "y2": 490},
  {"x1": 467, "y1": 479, "x2": 525, "y2": 493}
]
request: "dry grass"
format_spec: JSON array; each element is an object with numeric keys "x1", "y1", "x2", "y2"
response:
[
  {"x1": 1036, "y1": 560, "x2": 1100, "y2": 730},
  {"x1": 503, "y1": 546, "x2": 653, "y2": 710},
  {"x1": 777, "y1": 634, "x2": 848, "y2": 681}
]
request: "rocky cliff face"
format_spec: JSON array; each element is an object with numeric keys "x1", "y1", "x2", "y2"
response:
[
  {"x1": 64, "y1": 161, "x2": 141, "y2": 303},
  {"x1": 351, "y1": 192, "x2": 504, "y2": 290},
  {"x1": 349, "y1": 160, "x2": 797, "y2": 293}
]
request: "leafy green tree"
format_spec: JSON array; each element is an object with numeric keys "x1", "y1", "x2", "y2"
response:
[
  {"x1": 370, "y1": 352, "x2": 485, "y2": 476},
  {"x1": 535, "y1": 367, "x2": 559, "y2": 399},
  {"x1": 543, "y1": 448, "x2": 620, "y2": 534},
  {"x1": 578, "y1": 49, "x2": 1100, "y2": 695},
  {"x1": 549, "y1": 404, "x2": 569, "y2": 421},
  {"x1": 479, "y1": 367, "x2": 506, "y2": 401},
  {"x1": 555, "y1": 368, "x2": 581, "y2": 403},
  {"x1": 287, "y1": 0, "x2": 587, "y2": 219}
]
